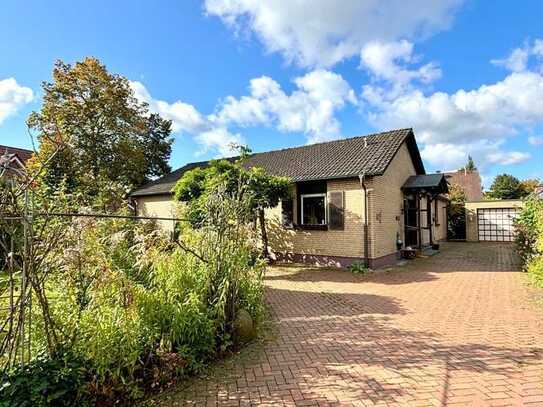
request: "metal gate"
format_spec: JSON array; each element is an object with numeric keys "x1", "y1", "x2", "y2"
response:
[{"x1": 477, "y1": 208, "x2": 518, "y2": 242}]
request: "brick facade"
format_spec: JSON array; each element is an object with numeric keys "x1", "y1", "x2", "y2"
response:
[
  {"x1": 266, "y1": 178, "x2": 365, "y2": 259},
  {"x1": 364, "y1": 143, "x2": 416, "y2": 259},
  {"x1": 134, "y1": 142, "x2": 447, "y2": 268},
  {"x1": 266, "y1": 143, "x2": 446, "y2": 267}
]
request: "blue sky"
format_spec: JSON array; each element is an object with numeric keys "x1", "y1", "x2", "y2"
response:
[{"x1": 1, "y1": 0, "x2": 543, "y2": 187}]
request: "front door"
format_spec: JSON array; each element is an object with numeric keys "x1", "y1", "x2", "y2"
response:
[{"x1": 404, "y1": 196, "x2": 418, "y2": 247}]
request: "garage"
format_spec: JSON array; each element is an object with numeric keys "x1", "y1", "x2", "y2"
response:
[
  {"x1": 465, "y1": 200, "x2": 524, "y2": 242},
  {"x1": 477, "y1": 208, "x2": 518, "y2": 242}
]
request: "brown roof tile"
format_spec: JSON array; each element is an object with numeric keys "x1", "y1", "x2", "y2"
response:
[
  {"x1": 131, "y1": 128, "x2": 424, "y2": 197},
  {"x1": 0, "y1": 145, "x2": 33, "y2": 164}
]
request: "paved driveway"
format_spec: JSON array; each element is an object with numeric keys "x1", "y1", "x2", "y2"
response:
[{"x1": 158, "y1": 243, "x2": 543, "y2": 406}]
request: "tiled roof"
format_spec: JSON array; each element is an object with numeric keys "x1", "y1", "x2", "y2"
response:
[
  {"x1": 402, "y1": 173, "x2": 448, "y2": 193},
  {"x1": 0, "y1": 145, "x2": 33, "y2": 164},
  {"x1": 131, "y1": 128, "x2": 424, "y2": 197},
  {"x1": 129, "y1": 159, "x2": 236, "y2": 197}
]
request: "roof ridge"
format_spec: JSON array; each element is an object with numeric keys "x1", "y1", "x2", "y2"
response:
[
  {"x1": 248, "y1": 127, "x2": 412, "y2": 158},
  {"x1": 130, "y1": 127, "x2": 419, "y2": 197}
]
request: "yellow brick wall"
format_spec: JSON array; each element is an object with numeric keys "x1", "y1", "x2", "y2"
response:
[
  {"x1": 266, "y1": 142, "x2": 446, "y2": 261},
  {"x1": 135, "y1": 141, "x2": 446, "y2": 263},
  {"x1": 266, "y1": 178, "x2": 366, "y2": 258},
  {"x1": 365, "y1": 144, "x2": 417, "y2": 258}
]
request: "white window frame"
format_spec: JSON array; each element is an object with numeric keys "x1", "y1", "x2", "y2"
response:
[{"x1": 300, "y1": 193, "x2": 327, "y2": 225}]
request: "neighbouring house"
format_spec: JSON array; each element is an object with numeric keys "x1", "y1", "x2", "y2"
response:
[
  {"x1": 443, "y1": 169, "x2": 483, "y2": 201},
  {"x1": 0, "y1": 145, "x2": 33, "y2": 177},
  {"x1": 130, "y1": 128, "x2": 449, "y2": 268}
]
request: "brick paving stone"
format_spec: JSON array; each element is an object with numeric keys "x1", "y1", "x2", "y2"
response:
[{"x1": 153, "y1": 243, "x2": 543, "y2": 406}]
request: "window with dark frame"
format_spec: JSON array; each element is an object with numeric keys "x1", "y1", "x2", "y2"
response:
[
  {"x1": 301, "y1": 193, "x2": 327, "y2": 226},
  {"x1": 281, "y1": 199, "x2": 294, "y2": 227}
]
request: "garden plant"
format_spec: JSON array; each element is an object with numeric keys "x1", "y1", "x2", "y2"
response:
[{"x1": 514, "y1": 195, "x2": 543, "y2": 286}]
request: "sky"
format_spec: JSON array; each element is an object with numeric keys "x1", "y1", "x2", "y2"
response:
[{"x1": 1, "y1": 0, "x2": 543, "y2": 188}]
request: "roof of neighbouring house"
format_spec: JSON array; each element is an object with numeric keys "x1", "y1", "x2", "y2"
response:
[
  {"x1": 0, "y1": 145, "x2": 33, "y2": 165},
  {"x1": 402, "y1": 173, "x2": 449, "y2": 194},
  {"x1": 443, "y1": 169, "x2": 482, "y2": 201},
  {"x1": 130, "y1": 128, "x2": 425, "y2": 197}
]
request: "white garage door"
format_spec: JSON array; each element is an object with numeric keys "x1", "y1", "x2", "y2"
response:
[{"x1": 477, "y1": 208, "x2": 519, "y2": 242}]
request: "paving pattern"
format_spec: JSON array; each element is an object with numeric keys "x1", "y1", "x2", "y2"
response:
[{"x1": 156, "y1": 243, "x2": 543, "y2": 406}]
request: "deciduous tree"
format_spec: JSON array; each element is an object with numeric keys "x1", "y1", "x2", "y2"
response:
[
  {"x1": 27, "y1": 57, "x2": 173, "y2": 207},
  {"x1": 520, "y1": 178, "x2": 541, "y2": 197}
]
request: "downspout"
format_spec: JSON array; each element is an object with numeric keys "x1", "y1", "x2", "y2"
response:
[{"x1": 359, "y1": 173, "x2": 370, "y2": 268}]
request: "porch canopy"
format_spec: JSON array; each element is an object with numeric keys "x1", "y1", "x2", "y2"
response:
[
  {"x1": 401, "y1": 174, "x2": 449, "y2": 250},
  {"x1": 401, "y1": 173, "x2": 449, "y2": 195}
]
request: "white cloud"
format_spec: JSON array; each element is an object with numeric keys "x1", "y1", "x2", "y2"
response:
[
  {"x1": 491, "y1": 39, "x2": 543, "y2": 72},
  {"x1": 212, "y1": 70, "x2": 356, "y2": 143},
  {"x1": 130, "y1": 81, "x2": 243, "y2": 157},
  {"x1": 130, "y1": 69, "x2": 355, "y2": 155},
  {"x1": 491, "y1": 48, "x2": 530, "y2": 72},
  {"x1": 130, "y1": 81, "x2": 207, "y2": 133},
  {"x1": 360, "y1": 40, "x2": 441, "y2": 85},
  {"x1": 528, "y1": 136, "x2": 543, "y2": 146},
  {"x1": 0, "y1": 78, "x2": 33, "y2": 125},
  {"x1": 487, "y1": 150, "x2": 531, "y2": 165},
  {"x1": 360, "y1": 40, "x2": 441, "y2": 102},
  {"x1": 204, "y1": 0, "x2": 464, "y2": 68},
  {"x1": 421, "y1": 140, "x2": 530, "y2": 171},
  {"x1": 194, "y1": 127, "x2": 244, "y2": 157},
  {"x1": 366, "y1": 71, "x2": 543, "y2": 145},
  {"x1": 362, "y1": 41, "x2": 543, "y2": 172}
]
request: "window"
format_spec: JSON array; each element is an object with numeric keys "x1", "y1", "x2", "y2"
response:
[
  {"x1": 281, "y1": 199, "x2": 293, "y2": 227},
  {"x1": 328, "y1": 191, "x2": 344, "y2": 230},
  {"x1": 301, "y1": 193, "x2": 326, "y2": 225},
  {"x1": 434, "y1": 199, "x2": 439, "y2": 225}
]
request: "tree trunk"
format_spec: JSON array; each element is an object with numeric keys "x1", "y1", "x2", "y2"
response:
[{"x1": 258, "y1": 208, "x2": 269, "y2": 259}]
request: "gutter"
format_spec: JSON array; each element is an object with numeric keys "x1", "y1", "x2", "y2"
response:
[{"x1": 358, "y1": 173, "x2": 370, "y2": 268}]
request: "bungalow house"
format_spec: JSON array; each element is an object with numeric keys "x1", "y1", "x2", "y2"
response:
[{"x1": 130, "y1": 128, "x2": 448, "y2": 268}]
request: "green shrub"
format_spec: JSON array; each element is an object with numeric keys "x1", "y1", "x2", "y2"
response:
[
  {"x1": 347, "y1": 261, "x2": 369, "y2": 274},
  {"x1": 238, "y1": 267, "x2": 265, "y2": 326},
  {"x1": 0, "y1": 350, "x2": 89, "y2": 407},
  {"x1": 514, "y1": 197, "x2": 543, "y2": 265},
  {"x1": 527, "y1": 256, "x2": 543, "y2": 287},
  {"x1": 137, "y1": 288, "x2": 215, "y2": 374},
  {"x1": 515, "y1": 196, "x2": 543, "y2": 287},
  {"x1": 12, "y1": 179, "x2": 266, "y2": 403},
  {"x1": 76, "y1": 303, "x2": 147, "y2": 391}
]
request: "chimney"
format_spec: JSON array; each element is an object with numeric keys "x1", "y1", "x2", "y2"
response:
[{"x1": 364, "y1": 137, "x2": 367, "y2": 148}]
